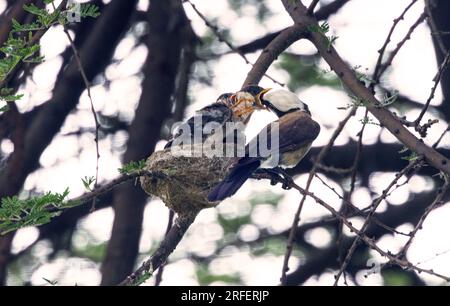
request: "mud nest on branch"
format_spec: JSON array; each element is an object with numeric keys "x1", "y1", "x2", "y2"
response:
[{"x1": 140, "y1": 144, "x2": 237, "y2": 217}]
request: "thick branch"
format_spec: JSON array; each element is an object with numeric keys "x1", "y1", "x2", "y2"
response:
[
  {"x1": 243, "y1": 25, "x2": 306, "y2": 87},
  {"x1": 280, "y1": 0, "x2": 450, "y2": 175},
  {"x1": 234, "y1": 0, "x2": 349, "y2": 55},
  {"x1": 118, "y1": 212, "x2": 198, "y2": 286},
  {"x1": 101, "y1": 0, "x2": 185, "y2": 285}
]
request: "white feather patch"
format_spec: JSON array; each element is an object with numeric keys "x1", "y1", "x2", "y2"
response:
[{"x1": 264, "y1": 89, "x2": 305, "y2": 112}]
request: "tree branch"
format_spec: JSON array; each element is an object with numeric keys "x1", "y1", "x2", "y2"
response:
[
  {"x1": 243, "y1": 25, "x2": 306, "y2": 87},
  {"x1": 118, "y1": 212, "x2": 198, "y2": 286},
  {"x1": 231, "y1": 0, "x2": 349, "y2": 55},
  {"x1": 269, "y1": 173, "x2": 450, "y2": 283},
  {"x1": 280, "y1": 0, "x2": 450, "y2": 175}
]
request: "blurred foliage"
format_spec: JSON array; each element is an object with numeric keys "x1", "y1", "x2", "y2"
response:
[
  {"x1": 218, "y1": 214, "x2": 251, "y2": 235},
  {"x1": 227, "y1": 0, "x2": 270, "y2": 22},
  {"x1": 382, "y1": 270, "x2": 413, "y2": 286},
  {"x1": 307, "y1": 21, "x2": 338, "y2": 52},
  {"x1": 277, "y1": 53, "x2": 341, "y2": 91},
  {"x1": 196, "y1": 263, "x2": 240, "y2": 285},
  {"x1": 249, "y1": 192, "x2": 283, "y2": 206},
  {"x1": 250, "y1": 238, "x2": 290, "y2": 257},
  {"x1": 73, "y1": 241, "x2": 107, "y2": 263},
  {"x1": 6, "y1": 0, "x2": 445, "y2": 287}
]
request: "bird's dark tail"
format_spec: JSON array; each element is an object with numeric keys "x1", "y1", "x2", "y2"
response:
[{"x1": 207, "y1": 158, "x2": 261, "y2": 202}]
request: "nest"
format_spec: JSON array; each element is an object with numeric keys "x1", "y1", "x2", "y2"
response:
[{"x1": 140, "y1": 144, "x2": 237, "y2": 216}]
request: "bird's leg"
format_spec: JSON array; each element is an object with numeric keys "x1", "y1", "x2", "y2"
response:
[
  {"x1": 270, "y1": 167, "x2": 293, "y2": 190},
  {"x1": 254, "y1": 168, "x2": 283, "y2": 186}
]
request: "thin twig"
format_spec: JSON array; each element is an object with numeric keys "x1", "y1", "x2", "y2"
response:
[
  {"x1": 0, "y1": 1, "x2": 68, "y2": 89},
  {"x1": 119, "y1": 211, "x2": 198, "y2": 286},
  {"x1": 282, "y1": 0, "x2": 450, "y2": 175},
  {"x1": 307, "y1": 0, "x2": 320, "y2": 15},
  {"x1": 330, "y1": 5, "x2": 420, "y2": 278},
  {"x1": 424, "y1": 1, "x2": 447, "y2": 55},
  {"x1": 252, "y1": 169, "x2": 450, "y2": 282},
  {"x1": 415, "y1": 50, "x2": 450, "y2": 126},
  {"x1": 52, "y1": 2, "x2": 101, "y2": 211},
  {"x1": 185, "y1": 0, "x2": 285, "y2": 87},
  {"x1": 64, "y1": 171, "x2": 162, "y2": 211},
  {"x1": 397, "y1": 178, "x2": 449, "y2": 258},
  {"x1": 336, "y1": 108, "x2": 368, "y2": 285},
  {"x1": 280, "y1": 107, "x2": 356, "y2": 285},
  {"x1": 433, "y1": 124, "x2": 450, "y2": 149},
  {"x1": 154, "y1": 209, "x2": 175, "y2": 286},
  {"x1": 281, "y1": 176, "x2": 450, "y2": 283},
  {"x1": 372, "y1": 0, "x2": 419, "y2": 83},
  {"x1": 13, "y1": 171, "x2": 164, "y2": 218},
  {"x1": 333, "y1": 159, "x2": 421, "y2": 285},
  {"x1": 365, "y1": 177, "x2": 450, "y2": 278},
  {"x1": 314, "y1": 163, "x2": 353, "y2": 174},
  {"x1": 376, "y1": 11, "x2": 427, "y2": 79},
  {"x1": 431, "y1": 31, "x2": 450, "y2": 36},
  {"x1": 313, "y1": 174, "x2": 410, "y2": 237}
]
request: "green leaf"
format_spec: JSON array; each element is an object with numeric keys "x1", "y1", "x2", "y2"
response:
[
  {"x1": 249, "y1": 192, "x2": 283, "y2": 206},
  {"x1": 382, "y1": 271, "x2": 413, "y2": 286},
  {"x1": 80, "y1": 4, "x2": 101, "y2": 18},
  {"x1": 217, "y1": 214, "x2": 251, "y2": 234},
  {"x1": 277, "y1": 53, "x2": 340, "y2": 91},
  {"x1": 1, "y1": 94, "x2": 23, "y2": 102},
  {"x1": 81, "y1": 176, "x2": 96, "y2": 191},
  {"x1": 196, "y1": 264, "x2": 240, "y2": 285},
  {"x1": 0, "y1": 188, "x2": 70, "y2": 234},
  {"x1": 23, "y1": 4, "x2": 48, "y2": 17},
  {"x1": 401, "y1": 151, "x2": 419, "y2": 161},
  {"x1": 118, "y1": 160, "x2": 146, "y2": 175},
  {"x1": 73, "y1": 241, "x2": 107, "y2": 263},
  {"x1": 130, "y1": 271, "x2": 152, "y2": 286},
  {"x1": 0, "y1": 104, "x2": 9, "y2": 112}
]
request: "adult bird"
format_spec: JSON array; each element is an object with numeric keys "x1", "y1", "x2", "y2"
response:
[
  {"x1": 164, "y1": 88, "x2": 266, "y2": 149},
  {"x1": 141, "y1": 87, "x2": 270, "y2": 215},
  {"x1": 207, "y1": 87, "x2": 320, "y2": 202}
]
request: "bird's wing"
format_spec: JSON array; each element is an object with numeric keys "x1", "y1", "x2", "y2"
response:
[
  {"x1": 244, "y1": 111, "x2": 319, "y2": 158},
  {"x1": 165, "y1": 102, "x2": 233, "y2": 148},
  {"x1": 187, "y1": 102, "x2": 233, "y2": 128},
  {"x1": 207, "y1": 111, "x2": 320, "y2": 202},
  {"x1": 276, "y1": 111, "x2": 321, "y2": 154}
]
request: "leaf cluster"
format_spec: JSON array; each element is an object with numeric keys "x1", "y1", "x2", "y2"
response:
[
  {"x1": 118, "y1": 160, "x2": 147, "y2": 175},
  {"x1": 0, "y1": 188, "x2": 70, "y2": 234},
  {"x1": 308, "y1": 21, "x2": 338, "y2": 51},
  {"x1": 0, "y1": 2, "x2": 100, "y2": 113}
]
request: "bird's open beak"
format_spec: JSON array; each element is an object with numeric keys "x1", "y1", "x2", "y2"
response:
[
  {"x1": 229, "y1": 94, "x2": 237, "y2": 104},
  {"x1": 255, "y1": 88, "x2": 271, "y2": 109}
]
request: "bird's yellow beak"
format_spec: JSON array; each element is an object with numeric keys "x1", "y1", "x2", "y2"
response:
[{"x1": 255, "y1": 88, "x2": 271, "y2": 109}]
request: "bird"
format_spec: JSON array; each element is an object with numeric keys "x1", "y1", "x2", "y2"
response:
[
  {"x1": 207, "y1": 87, "x2": 320, "y2": 202},
  {"x1": 140, "y1": 87, "x2": 270, "y2": 216},
  {"x1": 164, "y1": 87, "x2": 267, "y2": 150}
]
